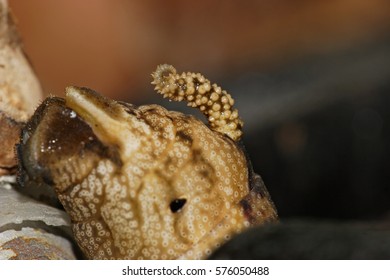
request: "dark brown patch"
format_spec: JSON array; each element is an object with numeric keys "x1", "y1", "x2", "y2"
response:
[
  {"x1": 176, "y1": 131, "x2": 193, "y2": 145},
  {"x1": 240, "y1": 199, "x2": 253, "y2": 222},
  {"x1": 16, "y1": 96, "x2": 122, "y2": 207},
  {"x1": 0, "y1": 111, "x2": 24, "y2": 175}
]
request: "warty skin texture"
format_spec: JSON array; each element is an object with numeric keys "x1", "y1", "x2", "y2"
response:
[{"x1": 17, "y1": 65, "x2": 277, "y2": 259}]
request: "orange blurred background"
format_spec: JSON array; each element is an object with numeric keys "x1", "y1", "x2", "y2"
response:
[{"x1": 10, "y1": 0, "x2": 390, "y2": 101}]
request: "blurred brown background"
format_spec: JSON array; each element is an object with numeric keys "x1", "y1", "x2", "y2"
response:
[
  {"x1": 9, "y1": 1, "x2": 390, "y2": 221},
  {"x1": 10, "y1": 0, "x2": 390, "y2": 99}
]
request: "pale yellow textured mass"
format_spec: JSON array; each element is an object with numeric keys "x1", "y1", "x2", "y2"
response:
[
  {"x1": 59, "y1": 90, "x2": 252, "y2": 259},
  {"x1": 151, "y1": 64, "x2": 243, "y2": 141},
  {"x1": 19, "y1": 66, "x2": 277, "y2": 260}
]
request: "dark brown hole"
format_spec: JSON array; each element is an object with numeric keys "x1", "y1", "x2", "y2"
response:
[{"x1": 170, "y1": 198, "x2": 187, "y2": 213}]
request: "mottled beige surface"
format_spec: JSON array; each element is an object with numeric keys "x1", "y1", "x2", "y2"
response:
[{"x1": 18, "y1": 66, "x2": 277, "y2": 259}]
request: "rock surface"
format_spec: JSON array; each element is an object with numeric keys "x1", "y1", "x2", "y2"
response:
[{"x1": 0, "y1": 177, "x2": 77, "y2": 259}]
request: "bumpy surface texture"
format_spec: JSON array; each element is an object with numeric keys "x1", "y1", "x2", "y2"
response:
[
  {"x1": 152, "y1": 64, "x2": 243, "y2": 141},
  {"x1": 17, "y1": 65, "x2": 277, "y2": 259}
]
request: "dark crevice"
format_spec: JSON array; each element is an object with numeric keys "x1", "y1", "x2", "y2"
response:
[{"x1": 170, "y1": 198, "x2": 187, "y2": 213}]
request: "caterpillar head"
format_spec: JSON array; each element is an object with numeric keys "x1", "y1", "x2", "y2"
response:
[{"x1": 17, "y1": 65, "x2": 277, "y2": 259}]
